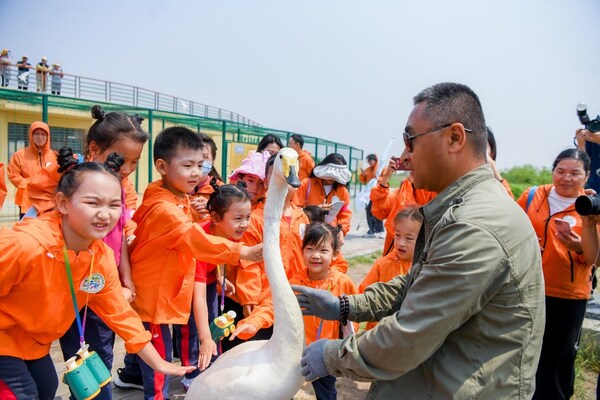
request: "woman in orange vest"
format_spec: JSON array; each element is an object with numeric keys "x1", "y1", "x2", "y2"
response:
[
  {"x1": 517, "y1": 148, "x2": 594, "y2": 400},
  {"x1": 0, "y1": 159, "x2": 193, "y2": 399}
]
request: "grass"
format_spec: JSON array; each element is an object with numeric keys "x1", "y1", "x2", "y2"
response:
[
  {"x1": 575, "y1": 328, "x2": 600, "y2": 399},
  {"x1": 347, "y1": 251, "x2": 381, "y2": 269}
]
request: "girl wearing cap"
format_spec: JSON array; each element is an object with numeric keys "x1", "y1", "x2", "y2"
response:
[
  {"x1": 292, "y1": 153, "x2": 353, "y2": 236},
  {"x1": 229, "y1": 150, "x2": 271, "y2": 212}
]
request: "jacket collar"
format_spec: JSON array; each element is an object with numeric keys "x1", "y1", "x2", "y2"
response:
[{"x1": 421, "y1": 164, "x2": 493, "y2": 228}]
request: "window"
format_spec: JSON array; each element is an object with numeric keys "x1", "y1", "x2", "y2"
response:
[{"x1": 7, "y1": 123, "x2": 85, "y2": 159}]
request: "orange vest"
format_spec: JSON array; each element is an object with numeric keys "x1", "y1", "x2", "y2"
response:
[
  {"x1": 129, "y1": 181, "x2": 242, "y2": 324},
  {"x1": 358, "y1": 249, "x2": 412, "y2": 292},
  {"x1": 290, "y1": 269, "x2": 357, "y2": 344},
  {"x1": 517, "y1": 184, "x2": 592, "y2": 299},
  {"x1": 359, "y1": 162, "x2": 378, "y2": 184},
  {"x1": 293, "y1": 177, "x2": 352, "y2": 235},
  {"x1": 370, "y1": 178, "x2": 436, "y2": 254},
  {"x1": 0, "y1": 212, "x2": 151, "y2": 360}
]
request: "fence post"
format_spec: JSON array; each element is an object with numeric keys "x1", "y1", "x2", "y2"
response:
[
  {"x1": 147, "y1": 110, "x2": 154, "y2": 184},
  {"x1": 221, "y1": 121, "x2": 228, "y2": 178},
  {"x1": 42, "y1": 94, "x2": 48, "y2": 123}
]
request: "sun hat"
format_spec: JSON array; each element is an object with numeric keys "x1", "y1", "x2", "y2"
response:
[
  {"x1": 1, "y1": 49, "x2": 7, "y2": 56},
  {"x1": 229, "y1": 150, "x2": 271, "y2": 182},
  {"x1": 41, "y1": 56, "x2": 47, "y2": 61}
]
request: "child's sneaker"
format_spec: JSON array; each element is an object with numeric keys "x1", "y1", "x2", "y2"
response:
[{"x1": 113, "y1": 368, "x2": 143, "y2": 390}]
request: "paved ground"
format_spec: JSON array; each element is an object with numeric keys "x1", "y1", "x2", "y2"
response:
[{"x1": 52, "y1": 209, "x2": 383, "y2": 399}]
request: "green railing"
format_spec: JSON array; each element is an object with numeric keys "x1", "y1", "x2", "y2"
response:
[{"x1": 0, "y1": 89, "x2": 364, "y2": 222}]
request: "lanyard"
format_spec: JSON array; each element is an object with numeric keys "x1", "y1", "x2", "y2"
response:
[{"x1": 62, "y1": 246, "x2": 95, "y2": 348}]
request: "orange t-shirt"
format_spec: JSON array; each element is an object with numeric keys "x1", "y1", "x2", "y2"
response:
[
  {"x1": 0, "y1": 211, "x2": 152, "y2": 360},
  {"x1": 128, "y1": 180, "x2": 242, "y2": 324}
]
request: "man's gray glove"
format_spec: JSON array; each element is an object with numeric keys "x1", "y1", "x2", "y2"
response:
[
  {"x1": 291, "y1": 284, "x2": 340, "y2": 321},
  {"x1": 300, "y1": 339, "x2": 329, "y2": 381}
]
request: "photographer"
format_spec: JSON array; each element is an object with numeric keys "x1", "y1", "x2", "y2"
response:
[
  {"x1": 575, "y1": 128, "x2": 600, "y2": 193},
  {"x1": 517, "y1": 148, "x2": 594, "y2": 400}
]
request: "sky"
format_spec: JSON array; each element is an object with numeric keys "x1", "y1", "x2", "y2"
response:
[{"x1": 1, "y1": 0, "x2": 600, "y2": 170}]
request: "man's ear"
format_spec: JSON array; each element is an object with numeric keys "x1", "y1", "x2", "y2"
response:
[
  {"x1": 55, "y1": 192, "x2": 69, "y2": 215},
  {"x1": 155, "y1": 159, "x2": 167, "y2": 176},
  {"x1": 447, "y1": 123, "x2": 468, "y2": 153}
]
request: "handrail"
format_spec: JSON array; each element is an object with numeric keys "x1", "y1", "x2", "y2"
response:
[{"x1": 0, "y1": 64, "x2": 261, "y2": 126}]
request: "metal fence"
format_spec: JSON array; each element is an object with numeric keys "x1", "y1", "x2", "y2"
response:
[
  {"x1": 0, "y1": 90, "x2": 364, "y2": 224},
  {"x1": 0, "y1": 64, "x2": 261, "y2": 126}
]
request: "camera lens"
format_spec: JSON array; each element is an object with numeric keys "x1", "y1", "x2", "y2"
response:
[{"x1": 575, "y1": 194, "x2": 600, "y2": 215}]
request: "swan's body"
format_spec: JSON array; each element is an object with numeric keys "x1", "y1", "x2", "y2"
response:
[{"x1": 186, "y1": 148, "x2": 305, "y2": 400}]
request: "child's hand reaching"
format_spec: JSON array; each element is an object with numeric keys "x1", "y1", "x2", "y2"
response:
[
  {"x1": 224, "y1": 278, "x2": 236, "y2": 296},
  {"x1": 241, "y1": 243, "x2": 263, "y2": 262},
  {"x1": 229, "y1": 323, "x2": 257, "y2": 341},
  {"x1": 198, "y1": 336, "x2": 218, "y2": 371}
]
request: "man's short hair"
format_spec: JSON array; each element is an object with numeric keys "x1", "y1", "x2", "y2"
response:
[
  {"x1": 414, "y1": 82, "x2": 487, "y2": 157},
  {"x1": 153, "y1": 126, "x2": 203, "y2": 163},
  {"x1": 290, "y1": 134, "x2": 304, "y2": 148}
]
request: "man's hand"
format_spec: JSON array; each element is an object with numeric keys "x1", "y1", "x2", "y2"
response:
[
  {"x1": 291, "y1": 285, "x2": 340, "y2": 320},
  {"x1": 300, "y1": 339, "x2": 329, "y2": 381}
]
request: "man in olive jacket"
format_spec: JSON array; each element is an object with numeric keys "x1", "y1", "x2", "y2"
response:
[{"x1": 293, "y1": 82, "x2": 544, "y2": 399}]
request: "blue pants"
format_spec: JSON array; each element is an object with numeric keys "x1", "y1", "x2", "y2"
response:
[
  {"x1": 0, "y1": 354, "x2": 58, "y2": 400},
  {"x1": 60, "y1": 308, "x2": 115, "y2": 400},
  {"x1": 173, "y1": 282, "x2": 219, "y2": 376},
  {"x1": 123, "y1": 323, "x2": 172, "y2": 400},
  {"x1": 312, "y1": 375, "x2": 337, "y2": 400}
]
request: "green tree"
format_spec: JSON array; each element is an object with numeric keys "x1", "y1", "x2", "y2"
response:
[{"x1": 502, "y1": 165, "x2": 553, "y2": 199}]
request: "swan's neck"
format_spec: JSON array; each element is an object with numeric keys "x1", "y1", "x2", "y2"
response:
[{"x1": 264, "y1": 177, "x2": 305, "y2": 347}]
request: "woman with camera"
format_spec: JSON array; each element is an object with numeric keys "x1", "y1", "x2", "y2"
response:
[{"x1": 517, "y1": 148, "x2": 594, "y2": 400}]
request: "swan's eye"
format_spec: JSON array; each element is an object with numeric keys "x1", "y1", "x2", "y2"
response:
[{"x1": 279, "y1": 155, "x2": 283, "y2": 159}]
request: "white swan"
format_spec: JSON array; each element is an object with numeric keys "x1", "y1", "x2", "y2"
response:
[{"x1": 186, "y1": 147, "x2": 305, "y2": 400}]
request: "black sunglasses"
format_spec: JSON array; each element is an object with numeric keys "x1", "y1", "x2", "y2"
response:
[{"x1": 403, "y1": 123, "x2": 472, "y2": 153}]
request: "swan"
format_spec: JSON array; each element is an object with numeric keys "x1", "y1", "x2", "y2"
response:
[{"x1": 186, "y1": 147, "x2": 305, "y2": 400}]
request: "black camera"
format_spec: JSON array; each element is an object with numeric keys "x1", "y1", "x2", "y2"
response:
[
  {"x1": 575, "y1": 194, "x2": 600, "y2": 215},
  {"x1": 577, "y1": 103, "x2": 600, "y2": 133}
]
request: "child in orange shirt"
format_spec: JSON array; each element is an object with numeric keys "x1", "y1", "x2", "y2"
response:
[
  {"x1": 24, "y1": 105, "x2": 149, "y2": 400},
  {"x1": 0, "y1": 158, "x2": 193, "y2": 399},
  {"x1": 303, "y1": 205, "x2": 349, "y2": 274},
  {"x1": 358, "y1": 207, "x2": 423, "y2": 330},
  {"x1": 174, "y1": 182, "x2": 252, "y2": 389},
  {"x1": 115, "y1": 126, "x2": 262, "y2": 398},
  {"x1": 229, "y1": 150, "x2": 271, "y2": 211},
  {"x1": 290, "y1": 223, "x2": 357, "y2": 400},
  {"x1": 0, "y1": 162, "x2": 6, "y2": 208}
]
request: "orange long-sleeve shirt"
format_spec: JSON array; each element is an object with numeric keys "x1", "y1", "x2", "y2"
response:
[
  {"x1": 233, "y1": 202, "x2": 308, "y2": 306},
  {"x1": 370, "y1": 179, "x2": 436, "y2": 254},
  {"x1": 0, "y1": 163, "x2": 6, "y2": 208},
  {"x1": 517, "y1": 184, "x2": 591, "y2": 299},
  {"x1": 292, "y1": 177, "x2": 352, "y2": 235},
  {"x1": 358, "y1": 249, "x2": 412, "y2": 292},
  {"x1": 298, "y1": 150, "x2": 315, "y2": 182},
  {"x1": 7, "y1": 122, "x2": 57, "y2": 209},
  {"x1": 290, "y1": 268, "x2": 357, "y2": 344},
  {"x1": 0, "y1": 212, "x2": 152, "y2": 360},
  {"x1": 359, "y1": 162, "x2": 378, "y2": 184},
  {"x1": 129, "y1": 180, "x2": 242, "y2": 324}
]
